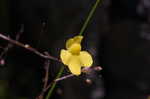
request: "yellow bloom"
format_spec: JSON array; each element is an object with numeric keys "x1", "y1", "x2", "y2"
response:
[{"x1": 60, "y1": 35, "x2": 93, "y2": 75}]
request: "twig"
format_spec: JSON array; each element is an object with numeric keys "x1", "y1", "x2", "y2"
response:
[
  {"x1": 43, "y1": 52, "x2": 50, "y2": 89},
  {"x1": 44, "y1": 66, "x2": 102, "y2": 93},
  {"x1": 36, "y1": 52, "x2": 50, "y2": 99},
  {"x1": 0, "y1": 25, "x2": 24, "y2": 58},
  {"x1": 0, "y1": 33, "x2": 60, "y2": 62},
  {"x1": 45, "y1": 66, "x2": 64, "y2": 99},
  {"x1": 54, "y1": 74, "x2": 74, "y2": 82},
  {"x1": 79, "y1": 0, "x2": 101, "y2": 35},
  {"x1": 54, "y1": 66, "x2": 102, "y2": 82}
]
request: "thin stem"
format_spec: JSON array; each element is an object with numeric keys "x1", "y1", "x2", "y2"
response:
[
  {"x1": 45, "y1": 66, "x2": 64, "y2": 99},
  {"x1": 45, "y1": 0, "x2": 101, "y2": 98},
  {"x1": 54, "y1": 66, "x2": 102, "y2": 82},
  {"x1": 79, "y1": 0, "x2": 101, "y2": 35},
  {"x1": 54, "y1": 74, "x2": 74, "y2": 82},
  {"x1": 0, "y1": 25, "x2": 23, "y2": 58},
  {"x1": 0, "y1": 33, "x2": 60, "y2": 62}
]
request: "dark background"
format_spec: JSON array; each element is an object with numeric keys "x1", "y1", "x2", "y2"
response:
[{"x1": 0, "y1": 0, "x2": 150, "y2": 99}]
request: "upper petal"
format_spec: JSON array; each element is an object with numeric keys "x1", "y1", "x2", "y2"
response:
[
  {"x1": 60, "y1": 49, "x2": 71, "y2": 65},
  {"x1": 79, "y1": 51, "x2": 93, "y2": 67},
  {"x1": 68, "y1": 56, "x2": 81, "y2": 75},
  {"x1": 66, "y1": 38, "x2": 74, "y2": 49},
  {"x1": 73, "y1": 35, "x2": 83, "y2": 44},
  {"x1": 66, "y1": 35, "x2": 83, "y2": 49}
]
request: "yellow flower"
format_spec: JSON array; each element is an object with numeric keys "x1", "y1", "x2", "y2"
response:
[{"x1": 60, "y1": 35, "x2": 93, "y2": 75}]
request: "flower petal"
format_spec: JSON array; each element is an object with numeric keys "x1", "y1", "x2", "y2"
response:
[
  {"x1": 66, "y1": 35, "x2": 83, "y2": 49},
  {"x1": 60, "y1": 49, "x2": 71, "y2": 65},
  {"x1": 68, "y1": 43, "x2": 81, "y2": 55},
  {"x1": 80, "y1": 51, "x2": 93, "y2": 67},
  {"x1": 66, "y1": 38, "x2": 74, "y2": 49},
  {"x1": 68, "y1": 56, "x2": 81, "y2": 75},
  {"x1": 73, "y1": 35, "x2": 83, "y2": 44}
]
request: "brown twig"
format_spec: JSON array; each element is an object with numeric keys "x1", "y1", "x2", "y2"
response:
[
  {"x1": 36, "y1": 53, "x2": 50, "y2": 99},
  {"x1": 54, "y1": 66, "x2": 102, "y2": 82},
  {"x1": 43, "y1": 66, "x2": 102, "y2": 93},
  {"x1": 0, "y1": 25, "x2": 24, "y2": 58},
  {"x1": 43, "y1": 52, "x2": 50, "y2": 89},
  {"x1": 0, "y1": 33, "x2": 60, "y2": 62},
  {"x1": 54, "y1": 74, "x2": 74, "y2": 82}
]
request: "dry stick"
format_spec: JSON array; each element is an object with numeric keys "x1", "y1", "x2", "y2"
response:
[
  {"x1": 43, "y1": 66, "x2": 102, "y2": 93},
  {"x1": 0, "y1": 33, "x2": 60, "y2": 62},
  {"x1": 55, "y1": 66, "x2": 102, "y2": 82},
  {"x1": 0, "y1": 37, "x2": 13, "y2": 58},
  {"x1": 0, "y1": 25, "x2": 24, "y2": 58},
  {"x1": 54, "y1": 74, "x2": 74, "y2": 82},
  {"x1": 45, "y1": 66, "x2": 64, "y2": 99},
  {"x1": 43, "y1": 52, "x2": 51, "y2": 89},
  {"x1": 0, "y1": 33, "x2": 63, "y2": 98},
  {"x1": 36, "y1": 53, "x2": 50, "y2": 99},
  {"x1": 16, "y1": 24, "x2": 24, "y2": 40},
  {"x1": 43, "y1": 74, "x2": 74, "y2": 93}
]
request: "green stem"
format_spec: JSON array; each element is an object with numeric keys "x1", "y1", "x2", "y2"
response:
[
  {"x1": 45, "y1": 0, "x2": 101, "y2": 99},
  {"x1": 45, "y1": 66, "x2": 64, "y2": 99},
  {"x1": 79, "y1": 0, "x2": 101, "y2": 35}
]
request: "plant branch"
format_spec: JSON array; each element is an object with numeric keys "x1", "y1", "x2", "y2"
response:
[
  {"x1": 44, "y1": 66, "x2": 102, "y2": 94},
  {"x1": 0, "y1": 25, "x2": 24, "y2": 58},
  {"x1": 36, "y1": 52, "x2": 51, "y2": 99},
  {"x1": 45, "y1": 66, "x2": 64, "y2": 99},
  {"x1": 54, "y1": 66, "x2": 102, "y2": 82},
  {"x1": 0, "y1": 33, "x2": 60, "y2": 62},
  {"x1": 79, "y1": 0, "x2": 101, "y2": 35}
]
